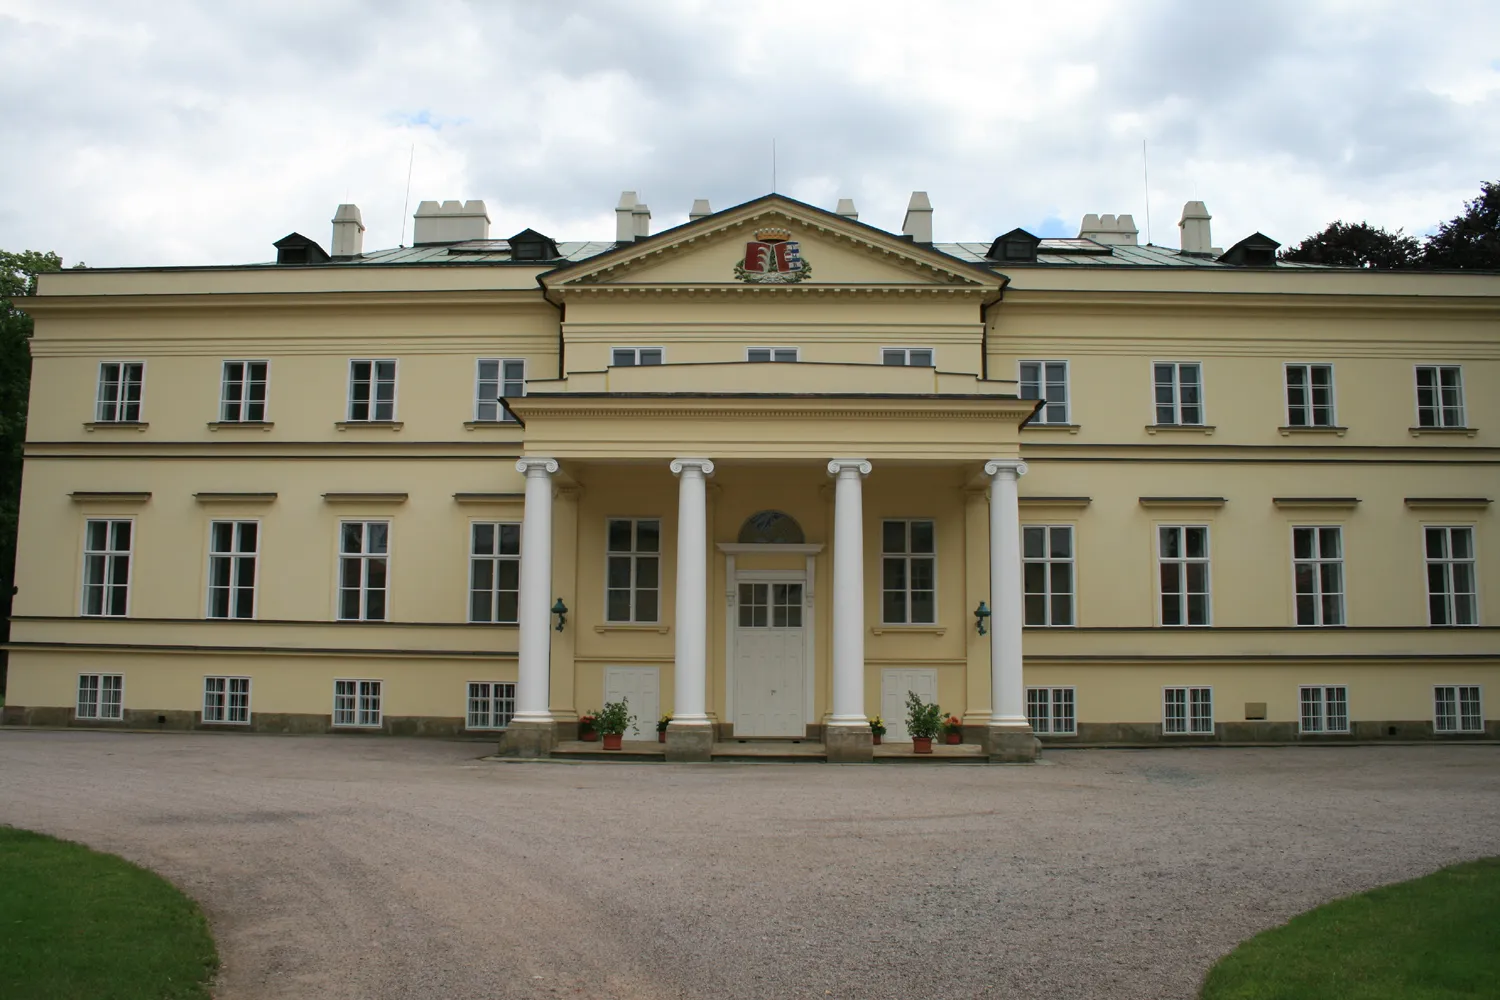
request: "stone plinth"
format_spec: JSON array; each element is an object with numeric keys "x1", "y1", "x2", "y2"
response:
[
  {"x1": 825, "y1": 723, "x2": 874, "y2": 763},
  {"x1": 987, "y1": 725, "x2": 1040, "y2": 763},
  {"x1": 498, "y1": 719, "x2": 556, "y2": 758},
  {"x1": 665, "y1": 721, "x2": 714, "y2": 762}
]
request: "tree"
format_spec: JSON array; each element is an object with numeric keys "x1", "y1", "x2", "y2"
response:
[
  {"x1": 1422, "y1": 180, "x2": 1500, "y2": 271},
  {"x1": 1279, "y1": 221, "x2": 1422, "y2": 269}
]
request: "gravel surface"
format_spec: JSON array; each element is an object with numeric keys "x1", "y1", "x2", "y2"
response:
[{"x1": 1, "y1": 732, "x2": 1497, "y2": 1000}]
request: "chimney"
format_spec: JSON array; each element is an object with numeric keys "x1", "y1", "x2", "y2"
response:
[
  {"x1": 1179, "y1": 201, "x2": 1214, "y2": 255},
  {"x1": 616, "y1": 191, "x2": 638, "y2": 242},
  {"x1": 1078, "y1": 212, "x2": 1138, "y2": 246},
  {"x1": 632, "y1": 200, "x2": 652, "y2": 240},
  {"x1": 902, "y1": 191, "x2": 933, "y2": 242},
  {"x1": 835, "y1": 198, "x2": 859, "y2": 221},
  {"x1": 331, "y1": 204, "x2": 365, "y2": 257},
  {"x1": 689, "y1": 198, "x2": 712, "y2": 221},
  {"x1": 412, "y1": 199, "x2": 490, "y2": 244}
]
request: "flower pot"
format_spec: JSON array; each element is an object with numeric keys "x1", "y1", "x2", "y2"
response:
[
  {"x1": 658, "y1": 732, "x2": 667, "y2": 743},
  {"x1": 602, "y1": 733, "x2": 623, "y2": 750},
  {"x1": 912, "y1": 736, "x2": 933, "y2": 754},
  {"x1": 579, "y1": 731, "x2": 599, "y2": 743},
  {"x1": 872, "y1": 734, "x2": 882, "y2": 746},
  {"x1": 945, "y1": 732, "x2": 962, "y2": 745}
]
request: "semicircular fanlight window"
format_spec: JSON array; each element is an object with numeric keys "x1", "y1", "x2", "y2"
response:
[{"x1": 737, "y1": 510, "x2": 805, "y2": 545}]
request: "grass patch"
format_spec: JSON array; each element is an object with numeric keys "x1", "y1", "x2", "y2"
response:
[
  {"x1": 1201, "y1": 857, "x2": 1500, "y2": 1000},
  {"x1": 0, "y1": 826, "x2": 217, "y2": 1000}
]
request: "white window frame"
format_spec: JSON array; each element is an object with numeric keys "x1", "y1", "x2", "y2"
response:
[
  {"x1": 338, "y1": 521, "x2": 390, "y2": 621},
  {"x1": 81, "y1": 518, "x2": 133, "y2": 617},
  {"x1": 610, "y1": 347, "x2": 664, "y2": 367},
  {"x1": 881, "y1": 518, "x2": 937, "y2": 625},
  {"x1": 1424, "y1": 525, "x2": 1479, "y2": 627},
  {"x1": 206, "y1": 519, "x2": 259, "y2": 620},
  {"x1": 1026, "y1": 686, "x2": 1077, "y2": 735},
  {"x1": 1285, "y1": 362, "x2": 1336, "y2": 428},
  {"x1": 1019, "y1": 360, "x2": 1070, "y2": 424},
  {"x1": 202, "y1": 675, "x2": 252, "y2": 725},
  {"x1": 1163, "y1": 686, "x2": 1214, "y2": 735},
  {"x1": 76, "y1": 673, "x2": 124, "y2": 721},
  {"x1": 1292, "y1": 525, "x2": 1345, "y2": 627},
  {"x1": 346, "y1": 359, "x2": 398, "y2": 421},
  {"x1": 1433, "y1": 684, "x2": 1483, "y2": 733},
  {"x1": 219, "y1": 359, "x2": 269, "y2": 423},
  {"x1": 95, "y1": 360, "x2": 145, "y2": 423},
  {"x1": 1414, "y1": 365, "x2": 1465, "y2": 429},
  {"x1": 333, "y1": 678, "x2": 383, "y2": 728},
  {"x1": 1157, "y1": 525, "x2": 1211, "y2": 627},
  {"x1": 881, "y1": 347, "x2": 935, "y2": 367},
  {"x1": 1299, "y1": 685, "x2": 1350, "y2": 734},
  {"x1": 605, "y1": 517, "x2": 662, "y2": 624},
  {"x1": 475, "y1": 358, "x2": 525, "y2": 422},
  {"x1": 466, "y1": 681, "x2": 517, "y2": 730},
  {"x1": 469, "y1": 521, "x2": 521, "y2": 624},
  {"x1": 1022, "y1": 524, "x2": 1075, "y2": 626},
  {"x1": 1151, "y1": 361, "x2": 1205, "y2": 426},
  {"x1": 746, "y1": 347, "x2": 800, "y2": 363}
]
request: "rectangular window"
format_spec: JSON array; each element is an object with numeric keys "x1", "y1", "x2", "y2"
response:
[
  {"x1": 207, "y1": 520, "x2": 258, "y2": 620},
  {"x1": 1158, "y1": 526, "x2": 1210, "y2": 626},
  {"x1": 611, "y1": 347, "x2": 663, "y2": 367},
  {"x1": 347, "y1": 359, "x2": 397, "y2": 421},
  {"x1": 881, "y1": 519, "x2": 936, "y2": 624},
  {"x1": 1023, "y1": 525, "x2": 1074, "y2": 626},
  {"x1": 81, "y1": 519, "x2": 132, "y2": 617},
  {"x1": 1434, "y1": 685, "x2": 1483, "y2": 733},
  {"x1": 605, "y1": 518, "x2": 660, "y2": 623},
  {"x1": 1425, "y1": 527, "x2": 1478, "y2": 626},
  {"x1": 219, "y1": 360, "x2": 268, "y2": 422},
  {"x1": 333, "y1": 679, "x2": 382, "y2": 727},
  {"x1": 338, "y1": 521, "x2": 389, "y2": 621},
  {"x1": 882, "y1": 348, "x2": 934, "y2": 367},
  {"x1": 470, "y1": 522, "x2": 520, "y2": 623},
  {"x1": 467, "y1": 681, "x2": 516, "y2": 730},
  {"x1": 1026, "y1": 687, "x2": 1077, "y2": 735},
  {"x1": 1153, "y1": 362, "x2": 1203, "y2": 425},
  {"x1": 1164, "y1": 687, "x2": 1213, "y2": 734},
  {"x1": 1019, "y1": 360, "x2": 1069, "y2": 424},
  {"x1": 203, "y1": 676, "x2": 251, "y2": 725},
  {"x1": 1293, "y1": 526, "x2": 1344, "y2": 626},
  {"x1": 95, "y1": 361, "x2": 144, "y2": 422},
  {"x1": 76, "y1": 673, "x2": 124, "y2": 721},
  {"x1": 746, "y1": 347, "x2": 799, "y2": 363},
  {"x1": 1299, "y1": 685, "x2": 1350, "y2": 734},
  {"x1": 475, "y1": 358, "x2": 525, "y2": 422},
  {"x1": 1285, "y1": 363, "x2": 1335, "y2": 427},
  {"x1": 1415, "y1": 366, "x2": 1465, "y2": 428}
]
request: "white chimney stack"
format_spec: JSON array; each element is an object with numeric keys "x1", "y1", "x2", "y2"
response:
[
  {"x1": 689, "y1": 198, "x2": 712, "y2": 221},
  {"x1": 835, "y1": 198, "x2": 859, "y2": 221},
  {"x1": 412, "y1": 199, "x2": 490, "y2": 244},
  {"x1": 1179, "y1": 201, "x2": 1214, "y2": 255},
  {"x1": 616, "y1": 191, "x2": 638, "y2": 242},
  {"x1": 331, "y1": 204, "x2": 365, "y2": 257},
  {"x1": 1078, "y1": 213, "x2": 1139, "y2": 246},
  {"x1": 632, "y1": 200, "x2": 652, "y2": 240},
  {"x1": 902, "y1": 191, "x2": 933, "y2": 242}
]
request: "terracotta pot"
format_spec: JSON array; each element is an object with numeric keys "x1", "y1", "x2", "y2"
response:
[
  {"x1": 946, "y1": 732, "x2": 962, "y2": 745},
  {"x1": 602, "y1": 733, "x2": 623, "y2": 750},
  {"x1": 872, "y1": 734, "x2": 882, "y2": 746},
  {"x1": 658, "y1": 732, "x2": 666, "y2": 743},
  {"x1": 912, "y1": 736, "x2": 933, "y2": 754},
  {"x1": 579, "y1": 730, "x2": 599, "y2": 742}
]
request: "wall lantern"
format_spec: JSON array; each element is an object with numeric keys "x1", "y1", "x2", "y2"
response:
[
  {"x1": 974, "y1": 601, "x2": 991, "y2": 635},
  {"x1": 552, "y1": 598, "x2": 569, "y2": 632}
]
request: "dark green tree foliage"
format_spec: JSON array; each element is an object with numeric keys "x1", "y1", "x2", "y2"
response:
[
  {"x1": 1279, "y1": 221, "x2": 1422, "y2": 269},
  {"x1": 1422, "y1": 180, "x2": 1500, "y2": 271}
]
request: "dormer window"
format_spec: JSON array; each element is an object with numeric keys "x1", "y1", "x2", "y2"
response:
[
  {"x1": 506, "y1": 228, "x2": 559, "y2": 262},
  {"x1": 1217, "y1": 233, "x2": 1281, "y2": 267},
  {"x1": 272, "y1": 233, "x2": 331, "y2": 265},
  {"x1": 987, "y1": 228, "x2": 1041, "y2": 263}
]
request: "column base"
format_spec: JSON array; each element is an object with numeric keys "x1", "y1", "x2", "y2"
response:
[
  {"x1": 497, "y1": 719, "x2": 556, "y2": 758},
  {"x1": 665, "y1": 721, "x2": 714, "y2": 762},
  {"x1": 986, "y1": 725, "x2": 1041, "y2": 763},
  {"x1": 824, "y1": 723, "x2": 874, "y2": 763}
]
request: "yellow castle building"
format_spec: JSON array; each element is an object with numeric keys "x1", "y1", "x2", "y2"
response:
[{"x1": 4, "y1": 191, "x2": 1496, "y2": 761}]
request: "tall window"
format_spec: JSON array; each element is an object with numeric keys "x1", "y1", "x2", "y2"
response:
[
  {"x1": 1153, "y1": 362, "x2": 1203, "y2": 425},
  {"x1": 339, "y1": 521, "x2": 389, "y2": 621},
  {"x1": 470, "y1": 522, "x2": 520, "y2": 623},
  {"x1": 467, "y1": 681, "x2": 516, "y2": 730},
  {"x1": 882, "y1": 519, "x2": 936, "y2": 624},
  {"x1": 203, "y1": 676, "x2": 251, "y2": 724},
  {"x1": 1285, "y1": 363, "x2": 1335, "y2": 427},
  {"x1": 219, "y1": 361, "x2": 268, "y2": 422},
  {"x1": 1300, "y1": 686, "x2": 1349, "y2": 733},
  {"x1": 347, "y1": 359, "x2": 397, "y2": 421},
  {"x1": 1434, "y1": 685, "x2": 1483, "y2": 733},
  {"x1": 611, "y1": 348, "x2": 663, "y2": 366},
  {"x1": 1158, "y1": 526, "x2": 1210, "y2": 626},
  {"x1": 207, "y1": 520, "x2": 258, "y2": 619},
  {"x1": 1164, "y1": 687, "x2": 1213, "y2": 734},
  {"x1": 333, "y1": 679, "x2": 382, "y2": 727},
  {"x1": 1293, "y1": 526, "x2": 1344, "y2": 626},
  {"x1": 76, "y1": 674, "x2": 123, "y2": 721},
  {"x1": 1019, "y1": 361, "x2": 1069, "y2": 424},
  {"x1": 882, "y1": 348, "x2": 933, "y2": 367},
  {"x1": 475, "y1": 359, "x2": 524, "y2": 422},
  {"x1": 95, "y1": 362, "x2": 144, "y2": 422},
  {"x1": 1415, "y1": 366, "x2": 1465, "y2": 428},
  {"x1": 747, "y1": 347, "x2": 799, "y2": 362},
  {"x1": 606, "y1": 518, "x2": 660, "y2": 623},
  {"x1": 81, "y1": 519, "x2": 132, "y2": 617},
  {"x1": 1023, "y1": 525, "x2": 1074, "y2": 626},
  {"x1": 1026, "y1": 687, "x2": 1076, "y2": 735},
  {"x1": 1425, "y1": 527, "x2": 1477, "y2": 626}
]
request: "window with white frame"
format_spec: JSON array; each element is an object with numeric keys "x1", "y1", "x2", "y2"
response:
[
  {"x1": 1164, "y1": 687, "x2": 1213, "y2": 734},
  {"x1": 81, "y1": 519, "x2": 132, "y2": 617},
  {"x1": 882, "y1": 519, "x2": 936, "y2": 624},
  {"x1": 611, "y1": 347, "x2": 663, "y2": 367},
  {"x1": 347, "y1": 359, "x2": 397, "y2": 421},
  {"x1": 1434, "y1": 685, "x2": 1483, "y2": 733},
  {"x1": 882, "y1": 348, "x2": 933, "y2": 367},
  {"x1": 333, "y1": 679, "x2": 382, "y2": 727},
  {"x1": 606, "y1": 518, "x2": 660, "y2": 623},
  {"x1": 467, "y1": 681, "x2": 516, "y2": 729},
  {"x1": 219, "y1": 361, "x2": 268, "y2": 422},
  {"x1": 95, "y1": 361, "x2": 144, "y2": 422},
  {"x1": 207, "y1": 520, "x2": 258, "y2": 620},
  {"x1": 475, "y1": 359, "x2": 524, "y2": 422},
  {"x1": 1285, "y1": 363, "x2": 1335, "y2": 427},
  {"x1": 1019, "y1": 361, "x2": 1069, "y2": 424},
  {"x1": 1152, "y1": 362, "x2": 1203, "y2": 425},
  {"x1": 338, "y1": 521, "x2": 389, "y2": 621},
  {"x1": 76, "y1": 673, "x2": 123, "y2": 721},
  {"x1": 1293, "y1": 526, "x2": 1344, "y2": 626},
  {"x1": 1415, "y1": 366, "x2": 1465, "y2": 428},
  {"x1": 470, "y1": 522, "x2": 520, "y2": 623},
  {"x1": 1026, "y1": 687, "x2": 1076, "y2": 735},
  {"x1": 203, "y1": 676, "x2": 251, "y2": 724},
  {"x1": 1023, "y1": 525, "x2": 1074, "y2": 626},
  {"x1": 1158, "y1": 526, "x2": 1210, "y2": 626},
  {"x1": 747, "y1": 347, "x2": 799, "y2": 363},
  {"x1": 1425, "y1": 526, "x2": 1477, "y2": 626},
  {"x1": 1299, "y1": 685, "x2": 1349, "y2": 733}
]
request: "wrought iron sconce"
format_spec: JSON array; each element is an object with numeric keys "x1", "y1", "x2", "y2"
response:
[
  {"x1": 552, "y1": 598, "x2": 568, "y2": 632},
  {"x1": 974, "y1": 601, "x2": 991, "y2": 635}
]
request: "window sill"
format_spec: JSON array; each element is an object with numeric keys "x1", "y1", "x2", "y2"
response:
[
  {"x1": 335, "y1": 421, "x2": 403, "y2": 431},
  {"x1": 1023, "y1": 422, "x2": 1080, "y2": 434},
  {"x1": 1278, "y1": 425, "x2": 1347, "y2": 436},
  {"x1": 595, "y1": 623, "x2": 670, "y2": 634},
  {"x1": 1145, "y1": 424, "x2": 1214, "y2": 435},
  {"x1": 1409, "y1": 426, "x2": 1477, "y2": 437},
  {"x1": 83, "y1": 421, "x2": 148, "y2": 431},
  {"x1": 199, "y1": 720, "x2": 251, "y2": 727},
  {"x1": 207, "y1": 421, "x2": 274, "y2": 431},
  {"x1": 870, "y1": 625, "x2": 946, "y2": 636},
  {"x1": 463, "y1": 420, "x2": 522, "y2": 430}
]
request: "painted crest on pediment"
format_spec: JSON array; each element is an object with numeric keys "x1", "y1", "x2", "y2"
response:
[{"x1": 734, "y1": 226, "x2": 812, "y2": 284}]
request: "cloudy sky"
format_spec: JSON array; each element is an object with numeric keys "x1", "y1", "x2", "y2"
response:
[{"x1": 3, "y1": 0, "x2": 1498, "y2": 267}]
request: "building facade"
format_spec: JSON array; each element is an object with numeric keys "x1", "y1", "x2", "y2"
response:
[{"x1": 5, "y1": 192, "x2": 1497, "y2": 761}]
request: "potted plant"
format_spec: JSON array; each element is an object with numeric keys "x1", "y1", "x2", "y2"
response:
[
  {"x1": 905, "y1": 691, "x2": 943, "y2": 754},
  {"x1": 942, "y1": 715, "x2": 964, "y2": 745},
  {"x1": 596, "y1": 699, "x2": 635, "y2": 751},
  {"x1": 869, "y1": 715, "x2": 886, "y2": 746},
  {"x1": 656, "y1": 713, "x2": 672, "y2": 743},
  {"x1": 577, "y1": 713, "x2": 599, "y2": 742}
]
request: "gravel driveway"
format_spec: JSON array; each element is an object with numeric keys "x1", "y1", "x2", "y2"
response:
[{"x1": 2, "y1": 732, "x2": 1497, "y2": 1000}]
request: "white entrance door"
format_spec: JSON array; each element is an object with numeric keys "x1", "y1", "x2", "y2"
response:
[
  {"x1": 881, "y1": 667, "x2": 938, "y2": 741},
  {"x1": 604, "y1": 666, "x2": 659, "y2": 740},
  {"x1": 733, "y1": 576, "x2": 807, "y2": 737}
]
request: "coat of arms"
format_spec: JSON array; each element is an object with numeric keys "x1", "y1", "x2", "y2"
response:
[{"x1": 734, "y1": 226, "x2": 812, "y2": 283}]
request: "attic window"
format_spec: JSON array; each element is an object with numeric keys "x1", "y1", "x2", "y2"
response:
[
  {"x1": 1218, "y1": 233, "x2": 1281, "y2": 267},
  {"x1": 987, "y1": 228, "x2": 1041, "y2": 264},
  {"x1": 507, "y1": 228, "x2": 559, "y2": 262},
  {"x1": 272, "y1": 233, "x2": 331, "y2": 265}
]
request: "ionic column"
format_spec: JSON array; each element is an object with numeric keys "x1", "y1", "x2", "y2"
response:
[
  {"x1": 826, "y1": 458, "x2": 874, "y2": 762},
  {"x1": 666, "y1": 458, "x2": 714, "y2": 761},
  {"x1": 501, "y1": 456, "x2": 559, "y2": 757},
  {"x1": 984, "y1": 458, "x2": 1038, "y2": 762}
]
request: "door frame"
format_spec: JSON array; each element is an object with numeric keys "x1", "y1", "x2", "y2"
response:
[{"x1": 718, "y1": 543, "x2": 822, "y2": 733}]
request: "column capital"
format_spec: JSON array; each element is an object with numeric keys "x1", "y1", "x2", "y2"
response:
[
  {"x1": 516, "y1": 457, "x2": 559, "y2": 476},
  {"x1": 983, "y1": 458, "x2": 1028, "y2": 479},
  {"x1": 827, "y1": 458, "x2": 872, "y2": 477},
  {"x1": 669, "y1": 457, "x2": 715, "y2": 477}
]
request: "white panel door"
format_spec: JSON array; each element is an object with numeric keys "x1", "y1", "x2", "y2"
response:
[
  {"x1": 733, "y1": 578, "x2": 806, "y2": 737},
  {"x1": 603, "y1": 666, "x2": 659, "y2": 740},
  {"x1": 881, "y1": 667, "x2": 938, "y2": 741}
]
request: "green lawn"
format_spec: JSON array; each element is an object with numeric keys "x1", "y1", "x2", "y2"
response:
[
  {"x1": 0, "y1": 826, "x2": 217, "y2": 1000},
  {"x1": 1202, "y1": 857, "x2": 1500, "y2": 1000}
]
